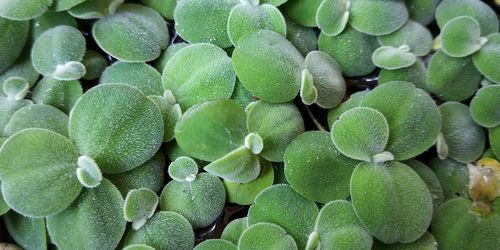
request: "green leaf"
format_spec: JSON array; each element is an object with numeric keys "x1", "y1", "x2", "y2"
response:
[
  {"x1": 300, "y1": 69, "x2": 317, "y2": 105},
  {"x1": 372, "y1": 232, "x2": 437, "y2": 250},
  {"x1": 426, "y1": 50, "x2": 481, "y2": 102},
  {"x1": 224, "y1": 160, "x2": 274, "y2": 205},
  {"x1": 76, "y1": 156, "x2": 103, "y2": 188},
  {"x1": 248, "y1": 184, "x2": 318, "y2": 249},
  {"x1": 160, "y1": 173, "x2": 225, "y2": 229},
  {"x1": 313, "y1": 200, "x2": 373, "y2": 250},
  {"x1": 123, "y1": 245, "x2": 155, "y2": 250},
  {"x1": 361, "y1": 81, "x2": 441, "y2": 160},
  {"x1": 124, "y1": 188, "x2": 159, "y2": 230},
  {"x1": 470, "y1": 85, "x2": 500, "y2": 128},
  {"x1": 124, "y1": 211, "x2": 195, "y2": 250},
  {"x1": 51, "y1": 0, "x2": 85, "y2": 11},
  {"x1": 282, "y1": 0, "x2": 322, "y2": 27},
  {"x1": 441, "y1": 16, "x2": 487, "y2": 58},
  {"x1": 303, "y1": 51, "x2": 346, "y2": 108},
  {"x1": 429, "y1": 157, "x2": 469, "y2": 201},
  {"x1": 0, "y1": 0, "x2": 52, "y2": 20},
  {"x1": 148, "y1": 92, "x2": 182, "y2": 143},
  {"x1": 316, "y1": 0, "x2": 349, "y2": 36},
  {"x1": 403, "y1": 159, "x2": 444, "y2": 214},
  {"x1": 194, "y1": 239, "x2": 237, "y2": 250},
  {"x1": 228, "y1": 4, "x2": 286, "y2": 46},
  {"x1": 175, "y1": 99, "x2": 247, "y2": 162},
  {"x1": 436, "y1": 0, "x2": 498, "y2": 36},
  {"x1": 232, "y1": 30, "x2": 304, "y2": 103},
  {"x1": 327, "y1": 90, "x2": 369, "y2": 127},
  {"x1": 4, "y1": 211, "x2": 47, "y2": 250},
  {"x1": 0, "y1": 98, "x2": 32, "y2": 136},
  {"x1": 245, "y1": 132, "x2": 264, "y2": 155},
  {"x1": 490, "y1": 127, "x2": 500, "y2": 160},
  {"x1": 331, "y1": 107, "x2": 390, "y2": 162},
  {"x1": 142, "y1": 0, "x2": 177, "y2": 20},
  {"x1": 431, "y1": 198, "x2": 500, "y2": 249},
  {"x1": 167, "y1": 156, "x2": 199, "y2": 182},
  {"x1": 31, "y1": 25, "x2": 86, "y2": 80},
  {"x1": 372, "y1": 46, "x2": 416, "y2": 70},
  {"x1": 92, "y1": 4, "x2": 169, "y2": 62},
  {"x1": 2, "y1": 77, "x2": 30, "y2": 101},
  {"x1": 69, "y1": 0, "x2": 124, "y2": 19},
  {"x1": 69, "y1": 84, "x2": 164, "y2": 174},
  {"x1": 246, "y1": 100, "x2": 304, "y2": 162},
  {"x1": 221, "y1": 217, "x2": 248, "y2": 244},
  {"x1": 81, "y1": 50, "x2": 108, "y2": 81},
  {"x1": 47, "y1": 179, "x2": 126, "y2": 250},
  {"x1": 162, "y1": 43, "x2": 236, "y2": 110},
  {"x1": 261, "y1": 0, "x2": 287, "y2": 6},
  {"x1": 378, "y1": 20, "x2": 433, "y2": 56},
  {"x1": 204, "y1": 146, "x2": 261, "y2": 183},
  {"x1": 106, "y1": 151, "x2": 165, "y2": 196},
  {"x1": 284, "y1": 131, "x2": 358, "y2": 203},
  {"x1": 349, "y1": 0, "x2": 408, "y2": 36},
  {"x1": 319, "y1": 26, "x2": 379, "y2": 77},
  {"x1": 174, "y1": 0, "x2": 239, "y2": 48},
  {"x1": 100, "y1": 62, "x2": 163, "y2": 96},
  {"x1": 0, "y1": 186, "x2": 9, "y2": 215},
  {"x1": 405, "y1": 0, "x2": 439, "y2": 26},
  {"x1": 379, "y1": 59, "x2": 429, "y2": 92},
  {"x1": 231, "y1": 80, "x2": 254, "y2": 109},
  {"x1": 0, "y1": 128, "x2": 81, "y2": 217},
  {"x1": 30, "y1": 10, "x2": 77, "y2": 40},
  {"x1": 31, "y1": 77, "x2": 83, "y2": 114},
  {"x1": 239, "y1": 223, "x2": 298, "y2": 250},
  {"x1": 4, "y1": 104, "x2": 69, "y2": 137},
  {"x1": 439, "y1": 102, "x2": 486, "y2": 162},
  {"x1": 473, "y1": 33, "x2": 500, "y2": 84},
  {"x1": 0, "y1": 51, "x2": 39, "y2": 96},
  {"x1": 153, "y1": 42, "x2": 189, "y2": 72},
  {"x1": 285, "y1": 18, "x2": 318, "y2": 56},
  {"x1": 351, "y1": 161, "x2": 433, "y2": 243},
  {"x1": 0, "y1": 18, "x2": 29, "y2": 73}
]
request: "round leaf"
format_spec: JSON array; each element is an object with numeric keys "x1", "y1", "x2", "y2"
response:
[
  {"x1": 142, "y1": 0, "x2": 177, "y2": 20},
  {"x1": 204, "y1": 146, "x2": 261, "y2": 183},
  {"x1": 0, "y1": 0, "x2": 52, "y2": 20},
  {"x1": 92, "y1": 4, "x2": 169, "y2": 62},
  {"x1": 232, "y1": 29, "x2": 304, "y2": 103},
  {"x1": 160, "y1": 173, "x2": 225, "y2": 229},
  {"x1": 351, "y1": 161, "x2": 433, "y2": 243},
  {"x1": 473, "y1": 33, "x2": 500, "y2": 84},
  {"x1": 46, "y1": 179, "x2": 126, "y2": 250},
  {"x1": 248, "y1": 184, "x2": 318, "y2": 249},
  {"x1": 100, "y1": 62, "x2": 163, "y2": 96},
  {"x1": 194, "y1": 240, "x2": 236, "y2": 250},
  {"x1": 285, "y1": 131, "x2": 359, "y2": 203},
  {"x1": 69, "y1": 84, "x2": 164, "y2": 174},
  {"x1": 0, "y1": 128, "x2": 81, "y2": 217},
  {"x1": 68, "y1": 0, "x2": 124, "y2": 19},
  {"x1": 372, "y1": 232, "x2": 438, "y2": 250},
  {"x1": 0, "y1": 98, "x2": 32, "y2": 136},
  {"x1": 361, "y1": 81, "x2": 441, "y2": 160},
  {"x1": 30, "y1": 10, "x2": 77, "y2": 40},
  {"x1": 0, "y1": 51, "x2": 39, "y2": 95},
  {"x1": 436, "y1": 0, "x2": 498, "y2": 36},
  {"x1": 124, "y1": 211, "x2": 195, "y2": 250},
  {"x1": 285, "y1": 18, "x2": 318, "y2": 56},
  {"x1": 379, "y1": 59, "x2": 429, "y2": 92},
  {"x1": 439, "y1": 102, "x2": 486, "y2": 162},
  {"x1": 316, "y1": 0, "x2": 350, "y2": 36},
  {"x1": 174, "y1": 0, "x2": 239, "y2": 48},
  {"x1": 4, "y1": 212, "x2": 47, "y2": 250},
  {"x1": 51, "y1": 0, "x2": 85, "y2": 11},
  {"x1": 246, "y1": 100, "x2": 304, "y2": 162},
  {"x1": 332, "y1": 107, "x2": 390, "y2": 162},
  {"x1": 31, "y1": 25, "x2": 86, "y2": 80},
  {"x1": 162, "y1": 43, "x2": 236, "y2": 110},
  {"x1": 426, "y1": 50, "x2": 481, "y2": 102},
  {"x1": 81, "y1": 50, "x2": 108, "y2": 81},
  {"x1": 349, "y1": 0, "x2": 408, "y2": 36},
  {"x1": 153, "y1": 42, "x2": 189, "y2": 72},
  {"x1": 470, "y1": 85, "x2": 500, "y2": 128},
  {"x1": 221, "y1": 217, "x2": 248, "y2": 244},
  {"x1": 124, "y1": 188, "x2": 159, "y2": 230},
  {"x1": 319, "y1": 26, "x2": 378, "y2": 77},
  {"x1": 441, "y1": 16, "x2": 486, "y2": 58},
  {"x1": 175, "y1": 99, "x2": 247, "y2": 162},
  {"x1": 167, "y1": 156, "x2": 199, "y2": 182},
  {"x1": 228, "y1": 4, "x2": 286, "y2": 46},
  {"x1": 327, "y1": 90, "x2": 369, "y2": 127},
  {"x1": 224, "y1": 161, "x2": 274, "y2": 205},
  {"x1": 404, "y1": 159, "x2": 444, "y2": 213},
  {"x1": 4, "y1": 104, "x2": 69, "y2": 137},
  {"x1": 0, "y1": 18, "x2": 29, "y2": 73},
  {"x1": 282, "y1": 0, "x2": 322, "y2": 27},
  {"x1": 405, "y1": 0, "x2": 439, "y2": 26},
  {"x1": 378, "y1": 20, "x2": 433, "y2": 56},
  {"x1": 372, "y1": 46, "x2": 416, "y2": 70},
  {"x1": 239, "y1": 223, "x2": 298, "y2": 250},
  {"x1": 31, "y1": 77, "x2": 83, "y2": 114}
]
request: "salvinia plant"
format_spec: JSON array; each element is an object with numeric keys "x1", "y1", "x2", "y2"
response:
[{"x1": 0, "y1": 0, "x2": 500, "y2": 249}]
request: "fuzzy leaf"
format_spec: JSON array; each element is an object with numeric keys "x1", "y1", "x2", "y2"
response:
[
  {"x1": 283, "y1": 0, "x2": 322, "y2": 27},
  {"x1": 204, "y1": 146, "x2": 261, "y2": 183},
  {"x1": 31, "y1": 77, "x2": 83, "y2": 114},
  {"x1": 30, "y1": 10, "x2": 77, "y2": 40},
  {"x1": 379, "y1": 59, "x2": 429, "y2": 92},
  {"x1": 142, "y1": 0, "x2": 177, "y2": 20},
  {"x1": 404, "y1": 159, "x2": 445, "y2": 213},
  {"x1": 0, "y1": 0, "x2": 52, "y2": 20},
  {"x1": 327, "y1": 90, "x2": 368, "y2": 127},
  {"x1": 473, "y1": 33, "x2": 500, "y2": 84},
  {"x1": 4, "y1": 104, "x2": 69, "y2": 137},
  {"x1": 0, "y1": 18, "x2": 29, "y2": 73},
  {"x1": 224, "y1": 161, "x2": 274, "y2": 205},
  {"x1": 81, "y1": 50, "x2": 108, "y2": 81},
  {"x1": 372, "y1": 46, "x2": 416, "y2": 70},
  {"x1": 405, "y1": 0, "x2": 439, "y2": 26},
  {"x1": 167, "y1": 156, "x2": 199, "y2": 182},
  {"x1": 436, "y1": 0, "x2": 498, "y2": 36},
  {"x1": 285, "y1": 18, "x2": 318, "y2": 56},
  {"x1": 0, "y1": 98, "x2": 32, "y2": 136},
  {"x1": 148, "y1": 92, "x2": 182, "y2": 143},
  {"x1": 69, "y1": 0, "x2": 124, "y2": 19},
  {"x1": 239, "y1": 223, "x2": 298, "y2": 250},
  {"x1": 194, "y1": 240, "x2": 236, "y2": 250},
  {"x1": 4, "y1": 212, "x2": 47, "y2": 250},
  {"x1": 349, "y1": 0, "x2": 408, "y2": 36},
  {"x1": 100, "y1": 62, "x2": 163, "y2": 96},
  {"x1": 429, "y1": 157, "x2": 470, "y2": 201},
  {"x1": 470, "y1": 85, "x2": 500, "y2": 128},
  {"x1": 221, "y1": 217, "x2": 248, "y2": 244},
  {"x1": 124, "y1": 188, "x2": 158, "y2": 230},
  {"x1": 441, "y1": 16, "x2": 486, "y2": 58},
  {"x1": 316, "y1": 0, "x2": 350, "y2": 36},
  {"x1": 378, "y1": 20, "x2": 433, "y2": 56}
]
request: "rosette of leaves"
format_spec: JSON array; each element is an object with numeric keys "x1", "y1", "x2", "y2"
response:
[
  {"x1": 0, "y1": 77, "x2": 33, "y2": 136},
  {"x1": 227, "y1": 2, "x2": 286, "y2": 46},
  {"x1": 372, "y1": 20, "x2": 433, "y2": 70},
  {"x1": 232, "y1": 29, "x2": 304, "y2": 103},
  {"x1": 31, "y1": 77, "x2": 83, "y2": 114},
  {"x1": 175, "y1": 99, "x2": 303, "y2": 183},
  {"x1": 316, "y1": 0, "x2": 409, "y2": 36},
  {"x1": 431, "y1": 198, "x2": 500, "y2": 249},
  {"x1": 31, "y1": 25, "x2": 86, "y2": 81},
  {"x1": 0, "y1": 18, "x2": 29, "y2": 73},
  {"x1": 0, "y1": 0, "x2": 52, "y2": 20},
  {"x1": 0, "y1": 83, "x2": 163, "y2": 219},
  {"x1": 247, "y1": 184, "x2": 318, "y2": 249},
  {"x1": 174, "y1": 0, "x2": 239, "y2": 48},
  {"x1": 68, "y1": 0, "x2": 124, "y2": 19},
  {"x1": 284, "y1": 131, "x2": 358, "y2": 203},
  {"x1": 160, "y1": 157, "x2": 226, "y2": 229},
  {"x1": 162, "y1": 43, "x2": 236, "y2": 110},
  {"x1": 319, "y1": 26, "x2": 379, "y2": 77},
  {"x1": 437, "y1": 102, "x2": 486, "y2": 163},
  {"x1": 124, "y1": 211, "x2": 195, "y2": 250},
  {"x1": 92, "y1": 4, "x2": 169, "y2": 62}
]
